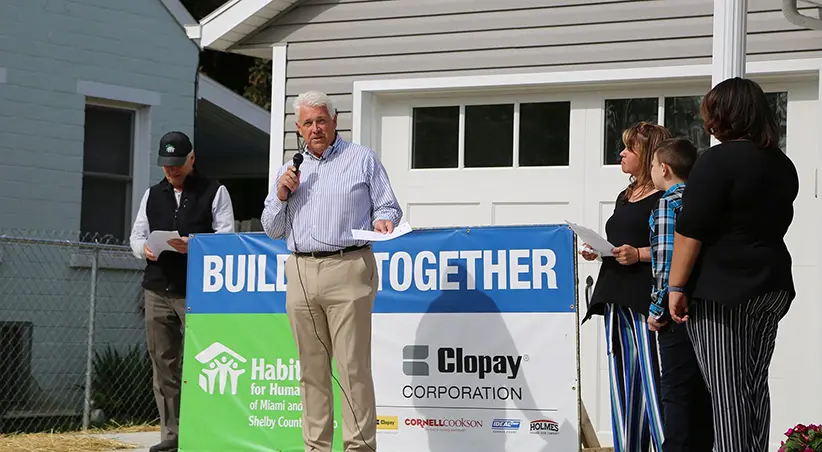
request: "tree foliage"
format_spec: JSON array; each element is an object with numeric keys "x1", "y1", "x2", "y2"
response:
[{"x1": 180, "y1": 0, "x2": 271, "y2": 109}]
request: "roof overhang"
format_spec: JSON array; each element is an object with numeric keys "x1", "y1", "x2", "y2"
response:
[
  {"x1": 189, "y1": 0, "x2": 300, "y2": 58},
  {"x1": 159, "y1": 0, "x2": 202, "y2": 46},
  {"x1": 197, "y1": 74, "x2": 270, "y2": 133},
  {"x1": 195, "y1": 74, "x2": 271, "y2": 179}
]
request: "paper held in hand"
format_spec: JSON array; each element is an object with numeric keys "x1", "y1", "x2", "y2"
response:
[
  {"x1": 351, "y1": 222, "x2": 412, "y2": 242},
  {"x1": 147, "y1": 230, "x2": 182, "y2": 255},
  {"x1": 565, "y1": 221, "x2": 615, "y2": 257}
]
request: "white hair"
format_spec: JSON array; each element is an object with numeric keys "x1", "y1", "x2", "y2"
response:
[{"x1": 293, "y1": 91, "x2": 336, "y2": 121}]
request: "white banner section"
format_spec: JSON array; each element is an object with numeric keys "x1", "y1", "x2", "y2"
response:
[{"x1": 372, "y1": 312, "x2": 578, "y2": 452}]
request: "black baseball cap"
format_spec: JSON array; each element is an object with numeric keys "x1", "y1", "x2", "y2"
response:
[{"x1": 157, "y1": 131, "x2": 192, "y2": 166}]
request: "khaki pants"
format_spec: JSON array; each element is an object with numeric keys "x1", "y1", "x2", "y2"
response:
[
  {"x1": 285, "y1": 247, "x2": 378, "y2": 452},
  {"x1": 144, "y1": 289, "x2": 186, "y2": 443}
]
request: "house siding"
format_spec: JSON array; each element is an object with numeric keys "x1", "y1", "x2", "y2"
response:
[
  {"x1": 0, "y1": 0, "x2": 199, "y2": 230},
  {"x1": 0, "y1": 0, "x2": 198, "y2": 420},
  {"x1": 238, "y1": 0, "x2": 822, "y2": 160}
]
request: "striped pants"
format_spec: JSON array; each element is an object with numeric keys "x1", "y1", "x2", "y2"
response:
[
  {"x1": 605, "y1": 304, "x2": 665, "y2": 452},
  {"x1": 686, "y1": 290, "x2": 792, "y2": 452}
]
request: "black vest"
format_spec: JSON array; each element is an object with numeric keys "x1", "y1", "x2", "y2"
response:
[{"x1": 142, "y1": 172, "x2": 220, "y2": 297}]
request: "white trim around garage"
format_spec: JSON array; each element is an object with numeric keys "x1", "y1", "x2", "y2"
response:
[
  {"x1": 268, "y1": 43, "x2": 288, "y2": 188},
  {"x1": 0, "y1": 66, "x2": 6, "y2": 84},
  {"x1": 197, "y1": 73, "x2": 271, "y2": 134},
  {"x1": 352, "y1": 58, "x2": 822, "y2": 148}
]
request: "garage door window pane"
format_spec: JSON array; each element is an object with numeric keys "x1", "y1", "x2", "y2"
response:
[
  {"x1": 519, "y1": 101, "x2": 571, "y2": 167},
  {"x1": 664, "y1": 96, "x2": 711, "y2": 153},
  {"x1": 465, "y1": 104, "x2": 514, "y2": 168},
  {"x1": 765, "y1": 92, "x2": 787, "y2": 152},
  {"x1": 412, "y1": 106, "x2": 459, "y2": 169},
  {"x1": 604, "y1": 98, "x2": 659, "y2": 165}
]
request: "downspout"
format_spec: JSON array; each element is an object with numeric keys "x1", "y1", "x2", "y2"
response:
[
  {"x1": 193, "y1": 56, "x2": 200, "y2": 157},
  {"x1": 782, "y1": 0, "x2": 822, "y2": 30}
]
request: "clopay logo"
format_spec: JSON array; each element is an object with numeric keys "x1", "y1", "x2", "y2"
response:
[{"x1": 402, "y1": 345, "x2": 526, "y2": 380}]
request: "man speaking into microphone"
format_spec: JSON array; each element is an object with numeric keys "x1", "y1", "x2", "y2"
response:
[{"x1": 261, "y1": 91, "x2": 402, "y2": 452}]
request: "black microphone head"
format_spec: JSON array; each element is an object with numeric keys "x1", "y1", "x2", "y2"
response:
[{"x1": 292, "y1": 153, "x2": 304, "y2": 170}]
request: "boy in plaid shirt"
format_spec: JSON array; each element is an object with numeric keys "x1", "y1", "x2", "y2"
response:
[{"x1": 648, "y1": 137, "x2": 713, "y2": 451}]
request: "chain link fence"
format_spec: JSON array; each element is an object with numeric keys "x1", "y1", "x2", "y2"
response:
[{"x1": 0, "y1": 230, "x2": 156, "y2": 434}]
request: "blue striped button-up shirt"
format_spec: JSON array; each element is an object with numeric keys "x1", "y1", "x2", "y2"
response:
[{"x1": 262, "y1": 134, "x2": 403, "y2": 253}]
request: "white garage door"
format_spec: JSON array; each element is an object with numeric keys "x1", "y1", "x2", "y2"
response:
[{"x1": 375, "y1": 76, "x2": 821, "y2": 448}]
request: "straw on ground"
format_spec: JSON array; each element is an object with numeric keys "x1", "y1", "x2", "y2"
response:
[{"x1": 0, "y1": 432, "x2": 137, "y2": 452}]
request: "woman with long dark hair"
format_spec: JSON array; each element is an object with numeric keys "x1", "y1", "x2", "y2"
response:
[{"x1": 667, "y1": 77, "x2": 799, "y2": 452}]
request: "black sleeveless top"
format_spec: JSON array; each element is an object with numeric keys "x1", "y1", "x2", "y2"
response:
[{"x1": 582, "y1": 189, "x2": 662, "y2": 323}]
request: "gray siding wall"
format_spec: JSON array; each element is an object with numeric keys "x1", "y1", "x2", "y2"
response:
[
  {"x1": 240, "y1": 0, "x2": 822, "y2": 161},
  {"x1": 0, "y1": 0, "x2": 199, "y2": 230},
  {"x1": 0, "y1": 0, "x2": 198, "y2": 419}
]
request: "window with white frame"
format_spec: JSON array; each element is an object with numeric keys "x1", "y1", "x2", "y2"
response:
[
  {"x1": 603, "y1": 92, "x2": 788, "y2": 164},
  {"x1": 411, "y1": 100, "x2": 571, "y2": 169},
  {"x1": 80, "y1": 103, "x2": 136, "y2": 243}
]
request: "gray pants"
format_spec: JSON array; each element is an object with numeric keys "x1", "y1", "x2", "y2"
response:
[{"x1": 144, "y1": 289, "x2": 186, "y2": 442}]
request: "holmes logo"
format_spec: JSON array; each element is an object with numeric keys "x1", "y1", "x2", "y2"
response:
[
  {"x1": 529, "y1": 419, "x2": 560, "y2": 435},
  {"x1": 195, "y1": 342, "x2": 247, "y2": 395}
]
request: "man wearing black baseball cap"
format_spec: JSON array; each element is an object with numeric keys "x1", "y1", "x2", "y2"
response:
[{"x1": 129, "y1": 131, "x2": 235, "y2": 452}]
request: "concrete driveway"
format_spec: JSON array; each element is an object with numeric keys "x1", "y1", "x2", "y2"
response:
[{"x1": 98, "y1": 431, "x2": 160, "y2": 452}]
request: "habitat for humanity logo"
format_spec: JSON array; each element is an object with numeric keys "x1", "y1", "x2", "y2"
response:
[{"x1": 195, "y1": 342, "x2": 247, "y2": 395}]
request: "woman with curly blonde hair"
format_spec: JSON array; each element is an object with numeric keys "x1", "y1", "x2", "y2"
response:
[{"x1": 581, "y1": 121, "x2": 670, "y2": 452}]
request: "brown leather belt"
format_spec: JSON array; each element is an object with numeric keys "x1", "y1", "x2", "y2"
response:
[{"x1": 293, "y1": 245, "x2": 368, "y2": 259}]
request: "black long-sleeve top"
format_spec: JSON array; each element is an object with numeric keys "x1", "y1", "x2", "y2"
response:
[{"x1": 675, "y1": 140, "x2": 799, "y2": 308}]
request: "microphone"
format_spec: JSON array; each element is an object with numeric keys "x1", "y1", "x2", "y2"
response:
[{"x1": 288, "y1": 153, "x2": 303, "y2": 198}]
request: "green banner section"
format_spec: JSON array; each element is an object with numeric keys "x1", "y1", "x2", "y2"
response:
[{"x1": 179, "y1": 314, "x2": 344, "y2": 452}]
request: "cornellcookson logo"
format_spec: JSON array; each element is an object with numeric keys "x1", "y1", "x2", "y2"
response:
[
  {"x1": 404, "y1": 417, "x2": 484, "y2": 431},
  {"x1": 530, "y1": 419, "x2": 560, "y2": 435}
]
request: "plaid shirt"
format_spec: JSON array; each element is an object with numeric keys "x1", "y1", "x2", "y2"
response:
[{"x1": 648, "y1": 183, "x2": 685, "y2": 319}]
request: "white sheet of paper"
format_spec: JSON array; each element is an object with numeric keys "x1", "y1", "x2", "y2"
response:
[
  {"x1": 147, "y1": 230, "x2": 182, "y2": 255},
  {"x1": 351, "y1": 222, "x2": 413, "y2": 242},
  {"x1": 565, "y1": 221, "x2": 615, "y2": 257}
]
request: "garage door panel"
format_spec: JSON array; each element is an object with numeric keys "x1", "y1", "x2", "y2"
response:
[
  {"x1": 406, "y1": 202, "x2": 487, "y2": 228},
  {"x1": 491, "y1": 201, "x2": 573, "y2": 226},
  {"x1": 406, "y1": 171, "x2": 580, "y2": 195},
  {"x1": 780, "y1": 82, "x2": 818, "y2": 267}
]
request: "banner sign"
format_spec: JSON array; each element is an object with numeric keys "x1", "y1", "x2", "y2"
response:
[{"x1": 179, "y1": 225, "x2": 580, "y2": 452}]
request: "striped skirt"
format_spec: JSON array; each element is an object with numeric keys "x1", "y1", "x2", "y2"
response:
[
  {"x1": 686, "y1": 290, "x2": 792, "y2": 452},
  {"x1": 604, "y1": 303, "x2": 665, "y2": 452}
]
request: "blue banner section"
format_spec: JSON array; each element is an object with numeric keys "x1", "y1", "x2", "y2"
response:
[{"x1": 186, "y1": 225, "x2": 576, "y2": 315}]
